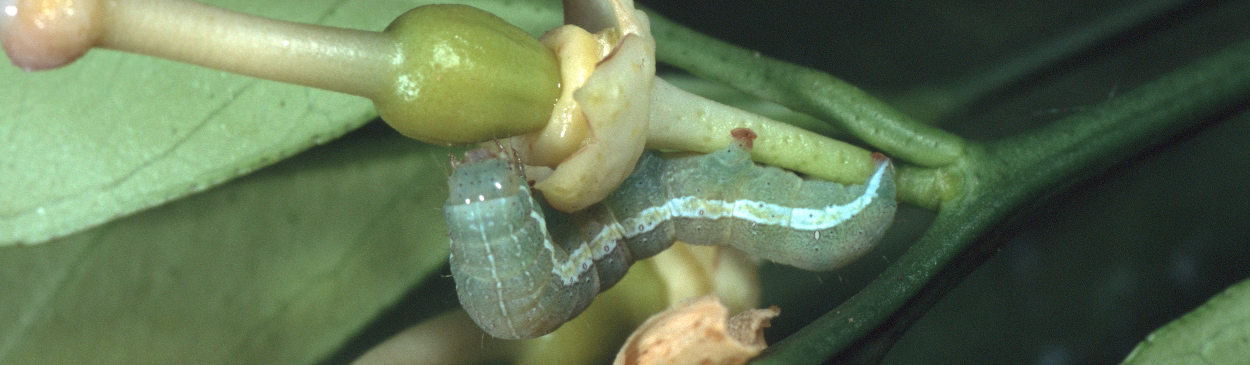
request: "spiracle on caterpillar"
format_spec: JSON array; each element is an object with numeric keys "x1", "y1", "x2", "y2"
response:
[{"x1": 444, "y1": 128, "x2": 897, "y2": 339}]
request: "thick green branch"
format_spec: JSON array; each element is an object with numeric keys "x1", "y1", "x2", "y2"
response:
[{"x1": 906, "y1": 0, "x2": 1201, "y2": 123}]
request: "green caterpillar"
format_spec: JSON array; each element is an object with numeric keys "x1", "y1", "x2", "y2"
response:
[{"x1": 444, "y1": 129, "x2": 896, "y2": 339}]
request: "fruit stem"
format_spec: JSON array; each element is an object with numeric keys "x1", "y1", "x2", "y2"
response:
[
  {"x1": 1, "y1": 0, "x2": 394, "y2": 98},
  {"x1": 1, "y1": 0, "x2": 561, "y2": 145},
  {"x1": 98, "y1": 0, "x2": 395, "y2": 99}
]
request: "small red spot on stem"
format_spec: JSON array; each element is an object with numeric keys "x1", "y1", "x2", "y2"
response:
[
  {"x1": 870, "y1": 152, "x2": 892, "y2": 167},
  {"x1": 730, "y1": 128, "x2": 757, "y2": 149}
]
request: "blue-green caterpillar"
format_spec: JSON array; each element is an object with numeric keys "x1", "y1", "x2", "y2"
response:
[{"x1": 444, "y1": 129, "x2": 896, "y2": 339}]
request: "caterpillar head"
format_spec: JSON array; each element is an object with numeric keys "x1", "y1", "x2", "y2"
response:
[{"x1": 447, "y1": 148, "x2": 529, "y2": 205}]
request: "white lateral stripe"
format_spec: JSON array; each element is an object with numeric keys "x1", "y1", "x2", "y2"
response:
[
  {"x1": 545, "y1": 161, "x2": 888, "y2": 286},
  {"x1": 539, "y1": 203, "x2": 629, "y2": 285},
  {"x1": 621, "y1": 160, "x2": 888, "y2": 236},
  {"x1": 590, "y1": 223, "x2": 626, "y2": 260},
  {"x1": 550, "y1": 222, "x2": 627, "y2": 285},
  {"x1": 535, "y1": 208, "x2": 594, "y2": 286}
]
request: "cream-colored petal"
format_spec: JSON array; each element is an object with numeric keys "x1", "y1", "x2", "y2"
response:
[
  {"x1": 510, "y1": 25, "x2": 599, "y2": 167},
  {"x1": 650, "y1": 243, "x2": 761, "y2": 314},
  {"x1": 613, "y1": 295, "x2": 779, "y2": 365},
  {"x1": 507, "y1": 0, "x2": 655, "y2": 211},
  {"x1": 535, "y1": 32, "x2": 653, "y2": 211}
]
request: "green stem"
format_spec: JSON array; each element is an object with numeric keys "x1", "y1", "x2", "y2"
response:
[
  {"x1": 647, "y1": 11, "x2": 966, "y2": 168},
  {"x1": 906, "y1": 0, "x2": 1202, "y2": 123},
  {"x1": 750, "y1": 38, "x2": 1250, "y2": 365}
]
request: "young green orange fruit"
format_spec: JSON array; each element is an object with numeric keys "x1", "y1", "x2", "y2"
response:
[{"x1": 376, "y1": 4, "x2": 561, "y2": 144}]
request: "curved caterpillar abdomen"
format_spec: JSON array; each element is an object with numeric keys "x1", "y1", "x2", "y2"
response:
[{"x1": 444, "y1": 129, "x2": 896, "y2": 339}]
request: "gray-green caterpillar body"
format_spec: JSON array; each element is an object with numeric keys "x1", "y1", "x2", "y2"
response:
[{"x1": 444, "y1": 130, "x2": 896, "y2": 339}]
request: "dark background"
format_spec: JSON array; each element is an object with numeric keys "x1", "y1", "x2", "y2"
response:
[{"x1": 638, "y1": 0, "x2": 1250, "y2": 364}]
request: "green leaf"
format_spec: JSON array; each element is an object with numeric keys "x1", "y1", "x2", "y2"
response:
[
  {"x1": 1121, "y1": 278, "x2": 1250, "y2": 365},
  {"x1": 0, "y1": 129, "x2": 453, "y2": 364},
  {"x1": 0, "y1": 0, "x2": 561, "y2": 246}
]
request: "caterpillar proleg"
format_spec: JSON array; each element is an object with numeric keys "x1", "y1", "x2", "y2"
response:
[{"x1": 444, "y1": 129, "x2": 896, "y2": 339}]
